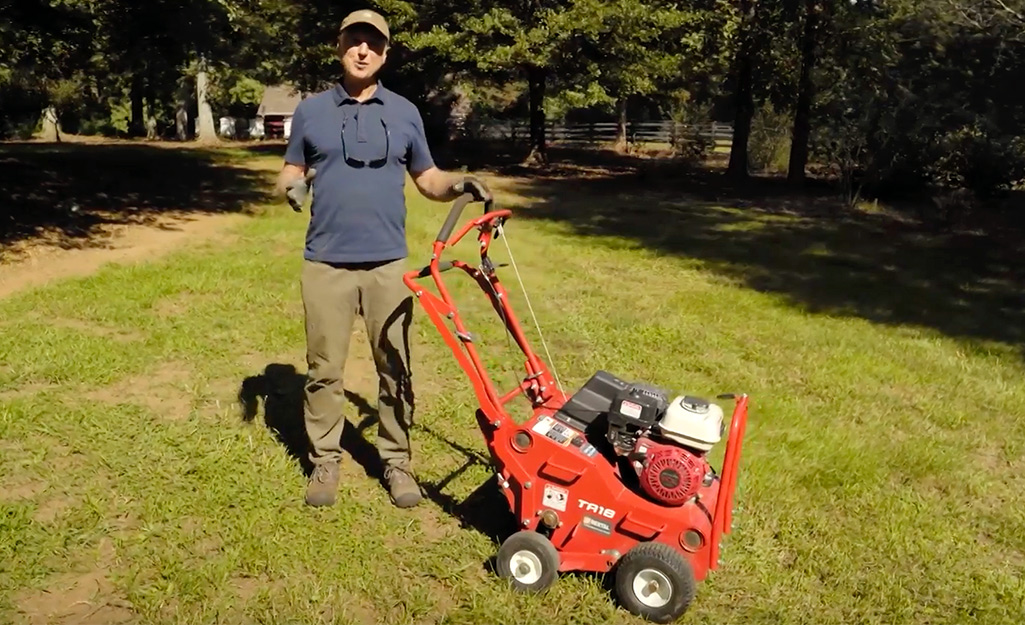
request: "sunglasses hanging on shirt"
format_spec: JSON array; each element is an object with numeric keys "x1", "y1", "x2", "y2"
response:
[{"x1": 341, "y1": 112, "x2": 390, "y2": 169}]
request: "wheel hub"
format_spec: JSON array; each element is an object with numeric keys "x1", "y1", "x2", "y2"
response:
[
  {"x1": 633, "y1": 568, "x2": 673, "y2": 608},
  {"x1": 509, "y1": 550, "x2": 543, "y2": 585}
]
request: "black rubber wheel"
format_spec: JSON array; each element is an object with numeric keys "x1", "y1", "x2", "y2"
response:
[
  {"x1": 495, "y1": 530, "x2": 560, "y2": 593},
  {"x1": 613, "y1": 541, "x2": 697, "y2": 623}
]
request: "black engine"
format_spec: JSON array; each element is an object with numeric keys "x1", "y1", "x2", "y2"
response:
[
  {"x1": 606, "y1": 384, "x2": 670, "y2": 454},
  {"x1": 554, "y1": 371, "x2": 673, "y2": 449},
  {"x1": 552, "y1": 370, "x2": 718, "y2": 506}
]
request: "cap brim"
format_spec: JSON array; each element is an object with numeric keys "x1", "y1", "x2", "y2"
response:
[{"x1": 340, "y1": 20, "x2": 389, "y2": 40}]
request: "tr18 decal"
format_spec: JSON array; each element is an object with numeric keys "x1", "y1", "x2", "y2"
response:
[{"x1": 577, "y1": 499, "x2": 615, "y2": 519}]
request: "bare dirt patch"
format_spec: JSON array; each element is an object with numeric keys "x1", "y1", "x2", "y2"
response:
[
  {"x1": 0, "y1": 211, "x2": 247, "y2": 300},
  {"x1": 331, "y1": 593, "x2": 380, "y2": 625},
  {"x1": 32, "y1": 495, "x2": 76, "y2": 524},
  {"x1": 231, "y1": 574, "x2": 268, "y2": 602},
  {"x1": 151, "y1": 291, "x2": 225, "y2": 318},
  {"x1": 84, "y1": 360, "x2": 194, "y2": 420},
  {"x1": 414, "y1": 506, "x2": 456, "y2": 544},
  {"x1": 1, "y1": 480, "x2": 48, "y2": 501},
  {"x1": 47, "y1": 318, "x2": 143, "y2": 343},
  {"x1": 237, "y1": 351, "x2": 305, "y2": 377},
  {"x1": 0, "y1": 382, "x2": 62, "y2": 401},
  {"x1": 14, "y1": 538, "x2": 136, "y2": 625},
  {"x1": 15, "y1": 574, "x2": 135, "y2": 625}
]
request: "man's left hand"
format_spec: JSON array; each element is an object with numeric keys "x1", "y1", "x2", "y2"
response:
[{"x1": 451, "y1": 175, "x2": 492, "y2": 203}]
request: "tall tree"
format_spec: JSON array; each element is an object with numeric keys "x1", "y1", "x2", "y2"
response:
[
  {"x1": 0, "y1": 0, "x2": 96, "y2": 138},
  {"x1": 811, "y1": 0, "x2": 1025, "y2": 202},
  {"x1": 947, "y1": 0, "x2": 1025, "y2": 36},
  {"x1": 410, "y1": 0, "x2": 583, "y2": 163},
  {"x1": 410, "y1": 0, "x2": 723, "y2": 162},
  {"x1": 551, "y1": 0, "x2": 714, "y2": 150},
  {"x1": 725, "y1": 0, "x2": 759, "y2": 179},
  {"x1": 786, "y1": 0, "x2": 821, "y2": 186}
]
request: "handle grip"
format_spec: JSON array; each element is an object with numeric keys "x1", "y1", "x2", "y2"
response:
[{"x1": 436, "y1": 194, "x2": 493, "y2": 243}]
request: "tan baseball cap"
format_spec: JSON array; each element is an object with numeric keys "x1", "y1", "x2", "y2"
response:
[{"x1": 339, "y1": 9, "x2": 390, "y2": 41}]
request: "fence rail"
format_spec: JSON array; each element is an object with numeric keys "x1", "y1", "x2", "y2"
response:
[{"x1": 456, "y1": 120, "x2": 734, "y2": 145}]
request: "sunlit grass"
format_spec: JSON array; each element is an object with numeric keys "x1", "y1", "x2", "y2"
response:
[{"x1": 1, "y1": 146, "x2": 1023, "y2": 624}]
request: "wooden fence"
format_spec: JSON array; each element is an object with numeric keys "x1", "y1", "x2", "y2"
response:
[{"x1": 456, "y1": 120, "x2": 734, "y2": 145}]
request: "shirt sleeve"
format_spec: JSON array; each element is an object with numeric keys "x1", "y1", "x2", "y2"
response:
[
  {"x1": 283, "y1": 103, "x2": 306, "y2": 166},
  {"x1": 407, "y1": 108, "x2": 435, "y2": 174}
]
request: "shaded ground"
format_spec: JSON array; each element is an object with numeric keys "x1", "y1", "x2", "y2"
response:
[
  {"x1": 4, "y1": 139, "x2": 1022, "y2": 361},
  {"x1": 0, "y1": 141, "x2": 270, "y2": 257},
  {"x1": 238, "y1": 361, "x2": 516, "y2": 544},
  {"x1": 5, "y1": 138, "x2": 1022, "y2": 359},
  {"x1": 488, "y1": 161, "x2": 1025, "y2": 362}
]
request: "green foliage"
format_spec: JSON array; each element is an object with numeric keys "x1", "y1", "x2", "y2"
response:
[
  {"x1": 811, "y1": 0, "x2": 1025, "y2": 203},
  {"x1": 932, "y1": 125, "x2": 1025, "y2": 197},
  {"x1": 552, "y1": 0, "x2": 711, "y2": 106},
  {"x1": 107, "y1": 96, "x2": 133, "y2": 135},
  {"x1": 207, "y1": 72, "x2": 266, "y2": 118},
  {"x1": 945, "y1": 0, "x2": 1025, "y2": 38},
  {"x1": 2, "y1": 0, "x2": 1023, "y2": 219},
  {"x1": 662, "y1": 89, "x2": 715, "y2": 162},
  {"x1": 0, "y1": 72, "x2": 45, "y2": 139},
  {"x1": 407, "y1": 0, "x2": 722, "y2": 116},
  {"x1": 748, "y1": 103, "x2": 791, "y2": 173},
  {"x1": 0, "y1": 0, "x2": 95, "y2": 80}
]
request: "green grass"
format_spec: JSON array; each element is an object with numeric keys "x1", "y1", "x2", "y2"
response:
[{"x1": 1, "y1": 145, "x2": 1024, "y2": 624}]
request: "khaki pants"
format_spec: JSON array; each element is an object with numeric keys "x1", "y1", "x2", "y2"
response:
[{"x1": 301, "y1": 258, "x2": 414, "y2": 471}]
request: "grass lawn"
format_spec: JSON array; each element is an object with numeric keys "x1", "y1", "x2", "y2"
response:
[{"x1": 1, "y1": 143, "x2": 1023, "y2": 625}]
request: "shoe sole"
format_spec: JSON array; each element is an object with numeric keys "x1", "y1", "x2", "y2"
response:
[
  {"x1": 391, "y1": 492, "x2": 422, "y2": 508},
  {"x1": 305, "y1": 495, "x2": 337, "y2": 507}
]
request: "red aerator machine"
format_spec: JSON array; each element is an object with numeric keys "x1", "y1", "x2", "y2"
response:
[{"x1": 403, "y1": 195, "x2": 750, "y2": 623}]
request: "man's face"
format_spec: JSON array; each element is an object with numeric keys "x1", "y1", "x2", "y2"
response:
[{"x1": 338, "y1": 25, "x2": 388, "y2": 81}]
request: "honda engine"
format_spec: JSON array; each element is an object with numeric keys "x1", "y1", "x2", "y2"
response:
[{"x1": 607, "y1": 386, "x2": 725, "y2": 506}]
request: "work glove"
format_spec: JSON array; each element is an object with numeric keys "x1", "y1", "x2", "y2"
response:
[
  {"x1": 451, "y1": 175, "x2": 492, "y2": 203},
  {"x1": 285, "y1": 168, "x2": 316, "y2": 212}
]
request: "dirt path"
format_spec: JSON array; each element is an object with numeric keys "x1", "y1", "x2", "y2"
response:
[
  {"x1": 0, "y1": 171, "x2": 535, "y2": 302},
  {"x1": 0, "y1": 211, "x2": 248, "y2": 299}
]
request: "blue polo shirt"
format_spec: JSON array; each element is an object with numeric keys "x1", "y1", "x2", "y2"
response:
[{"x1": 284, "y1": 83, "x2": 435, "y2": 264}]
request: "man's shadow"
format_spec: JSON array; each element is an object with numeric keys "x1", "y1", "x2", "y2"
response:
[
  {"x1": 238, "y1": 363, "x2": 514, "y2": 543},
  {"x1": 238, "y1": 363, "x2": 383, "y2": 480}
]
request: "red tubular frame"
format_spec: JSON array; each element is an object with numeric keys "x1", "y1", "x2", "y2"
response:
[
  {"x1": 402, "y1": 201, "x2": 569, "y2": 426},
  {"x1": 708, "y1": 393, "x2": 748, "y2": 571},
  {"x1": 403, "y1": 196, "x2": 749, "y2": 578}
]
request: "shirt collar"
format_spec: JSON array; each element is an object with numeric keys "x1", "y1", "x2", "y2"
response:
[{"x1": 333, "y1": 81, "x2": 388, "y2": 106}]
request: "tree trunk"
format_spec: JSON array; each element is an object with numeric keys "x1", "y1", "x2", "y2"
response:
[
  {"x1": 727, "y1": 56, "x2": 755, "y2": 180},
  {"x1": 175, "y1": 105, "x2": 189, "y2": 140},
  {"x1": 129, "y1": 72, "x2": 146, "y2": 137},
  {"x1": 195, "y1": 61, "x2": 217, "y2": 143},
  {"x1": 39, "y1": 106, "x2": 61, "y2": 141},
  {"x1": 788, "y1": 0, "x2": 819, "y2": 187},
  {"x1": 144, "y1": 80, "x2": 158, "y2": 140},
  {"x1": 525, "y1": 65, "x2": 547, "y2": 165},
  {"x1": 727, "y1": 0, "x2": 757, "y2": 180},
  {"x1": 614, "y1": 97, "x2": 628, "y2": 151}
]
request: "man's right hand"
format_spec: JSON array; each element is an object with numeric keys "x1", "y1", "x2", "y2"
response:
[
  {"x1": 285, "y1": 168, "x2": 316, "y2": 212},
  {"x1": 451, "y1": 175, "x2": 492, "y2": 203}
]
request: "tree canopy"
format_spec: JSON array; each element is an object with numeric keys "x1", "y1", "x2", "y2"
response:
[{"x1": 2, "y1": 0, "x2": 1022, "y2": 202}]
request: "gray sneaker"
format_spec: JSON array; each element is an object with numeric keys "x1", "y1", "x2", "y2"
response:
[
  {"x1": 384, "y1": 465, "x2": 422, "y2": 508},
  {"x1": 305, "y1": 461, "x2": 340, "y2": 507}
]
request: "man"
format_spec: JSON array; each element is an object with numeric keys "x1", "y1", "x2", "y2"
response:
[{"x1": 275, "y1": 9, "x2": 491, "y2": 509}]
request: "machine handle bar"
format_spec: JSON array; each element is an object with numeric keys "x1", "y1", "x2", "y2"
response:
[{"x1": 437, "y1": 193, "x2": 494, "y2": 243}]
